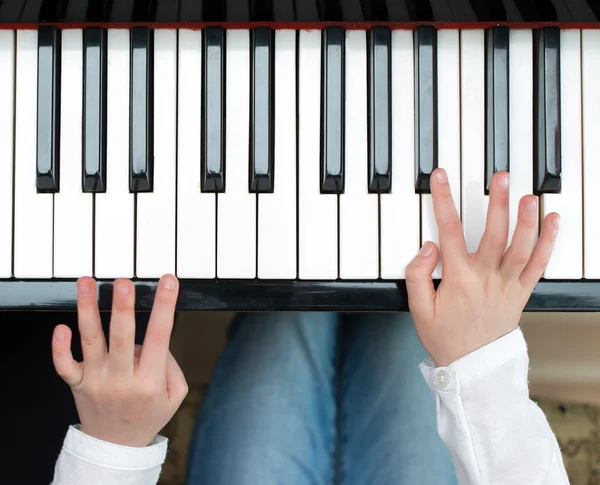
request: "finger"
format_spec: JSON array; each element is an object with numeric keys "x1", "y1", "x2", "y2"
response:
[
  {"x1": 108, "y1": 279, "x2": 136, "y2": 377},
  {"x1": 52, "y1": 325, "x2": 83, "y2": 387},
  {"x1": 76, "y1": 277, "x2": 106, "y2": 366},
  {"x1": 500, "y1": 195, "x2": 538, "y2": 281},
  {"x1": 139, "y1": 275, "x2": 179, "y2": 379},
  {"x1": 405, "y1": 242, "x2": 438, "y2": 321},
  {"x1": 476, "y1": 171, "x2": 510, "y2": 269},
  {"x1": 430, "y1": 168, "x2": 468, "y2": 268},
  {"x1": 519, "y1": 213, "x2": 560, "y2": 291},
  {"x1": 166, "y1": 351, "x2": 188, "y2": 405}
]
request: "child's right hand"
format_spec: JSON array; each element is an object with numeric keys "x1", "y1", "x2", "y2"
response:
[
  {"x1": 51, "y1": 275, "x2": 188, "y2": 447},
  {"x1": 406, "y1": 169, "x2": 559, "y2": 367}
]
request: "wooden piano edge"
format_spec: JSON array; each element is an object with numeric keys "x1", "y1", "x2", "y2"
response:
[{"x1": 0, "y1": 279, "x2": 594, "y2": 311}]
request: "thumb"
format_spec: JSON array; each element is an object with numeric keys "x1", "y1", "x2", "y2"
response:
[
  {"x1": 166, "y1": 351, "x2": 188, "y2": 406},
  {"x1": 52, "y1": 325, "x2": 84, "y2": 387},
  {"x1": 405, "y1": 242, "x2": 438, "y2": 320}
]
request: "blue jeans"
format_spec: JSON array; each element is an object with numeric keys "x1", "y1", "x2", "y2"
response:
[{"x1": 186, "y1": 313, "x2": 456, "y2": 485}]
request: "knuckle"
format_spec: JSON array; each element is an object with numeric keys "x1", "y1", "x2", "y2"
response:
[
  {"x1": 512, "y1": 253, "x2": 530, "y2": 267},
  {"x1": 110, "y1": 381, "x2": 129, "y2": 400},
  {"x1": 441, "y1": 216, "x2": 461, "y2": 234},
  {"x1": 150, "y1": 326, "x2": 171, "y2": 344},
  {"x1": 137, "y1": 381, "x2": 160, "y2": 401},
  {"x1": 109, "y1": 336, "x2": 129, "y2": 353},
  {"x1": 81, "y1": 333, "x2": 100, "y2": 349}
]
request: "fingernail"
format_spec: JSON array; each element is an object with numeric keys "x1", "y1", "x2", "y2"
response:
[
  {"x1": 525, "y1": 197, "x2": 537, "y2": 212},
  {"x1": 435, "y1": 169, "x2": 447, "y2": 184},
  {"x1": 420, "y1": 243, "x2": 433, "y2": 258},
  {"x1": 54, "y1": 329, "x2": 64, "y2": 342},
  {"x1": 551, "y1": 214, "x2": 560, "y2": 230},
  {"x1": 162, "y1": 275, "x2": 176, "y2": 290},
  {"x1": 78, "y1": 279, "x2": 92, "y2": 295},
  {"x1": 117, "y1": 282, "x2": 130, "y2": 296}
]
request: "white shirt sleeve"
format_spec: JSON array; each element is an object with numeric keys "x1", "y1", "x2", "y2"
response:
[
  {"x1": 50, "y1": 425, "x2": 168, "y2": 485},
  {"x1": 419, "y1": 327, "x2": 570, "y2": 485}
]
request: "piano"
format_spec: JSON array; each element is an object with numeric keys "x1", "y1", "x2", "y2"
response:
[{"x1": 0, "y1": 0, "x2": 599, "y2": 311}]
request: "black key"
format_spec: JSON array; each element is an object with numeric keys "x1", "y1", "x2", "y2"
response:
[
  {"x1": 321, "y1": 26, "x2": 345, "y2": 194},
  {"x1": 36, "y1": 26, "x2": 61, "y2": 193},
  {"x1": 513, "y1": 0, "x2": 557, "y2": 20},
  {"x1": 249, "y1": 27, "x2": 274, "y2": 193},
  {"x1": 129, "y1": 27, "x2": 153, "y2": 193},
  {"x1": 414, "y1": 26, "x2": 437, "y2": 194},
  {"x1": 485, "y1": 26, "x2": 509, "y2": 194},
  {"x1": 83, "y1": 27, "x2": 107, "y2": 193},
  {"x1": 533, "y1": 27, "x2": 561, "y2": 194},
  {"x1": 202, "y1": 26, "x2": 225, "y2": 192},
  {"x1": 368, "y1": 27, "x2": 391, "y2": 193}
]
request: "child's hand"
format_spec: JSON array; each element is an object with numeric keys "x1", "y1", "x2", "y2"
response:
[
  {"x1": 51, "y1": 275, "x2": 188, "y2": 447},
  {"x1": 406, "y1": 169, "x2": 559, "y2": 367}
]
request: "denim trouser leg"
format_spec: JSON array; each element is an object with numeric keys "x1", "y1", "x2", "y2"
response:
[
  {"x1": 186, "y1": 312, "x2": 340, "y2": 485},
  {"x1": 340, "y1": 313, "x2": 457, "y2": 485},
  {"x1": 186, "y1": 312, "x2": 456, "y2": 485}
]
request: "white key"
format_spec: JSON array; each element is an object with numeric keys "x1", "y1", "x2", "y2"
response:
[
  {"x1": 258, "y1": 30, "x2": 296, "y2": 279},
  {"x1": 14, "y1": 30, "x2": 53, "y2": 278},
  {"x1": 217, "y1": 30, "x2": 256, "y2": 279},
  {"x1": 421, "y1": 29, "x2": 461, "y2": 278},
  {"x1": 583, "y1": 31, "x2": 600, "y2": 278},
  {"x1": 381, "y1": 30, "x2": 420, "y2": 280},
  {"x1": 508, "y1": 30, "x2": 534, "y2": 246},
  {"x1": 177, "y1": 29, "x2": 216, "y2": 279},
  {"x1": 460, "y1": 29, "x2": 486, "y2": 254},
  {"x1": 298, "y1": 30, "x2": 338, "y2": 280},
  {"x1": 0, "y1": 31, "x2": 14, "y2": 277},
  {"x1": 136, "y1": 29, "x2": 177, "y2": 278},
  {"x1": 54, "y1": 30, "x2": 93, "y2": 278},
  {"x1": 543, "y1": 30, "x2": 583, "y2": 279},
  {"x1": 95, "y1": 30, "x2": 134, "y2": 278},
  {"x1": 339, "y1": 30, "x2": 378, "y2": 280}
]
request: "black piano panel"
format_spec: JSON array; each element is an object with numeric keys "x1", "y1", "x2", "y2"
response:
[
  {"x1": 0, "y1": 0, "x2": 598, "y2": 22},
  {"x1": 0, "y1": 280, "x2": 598, "y2": 311}
]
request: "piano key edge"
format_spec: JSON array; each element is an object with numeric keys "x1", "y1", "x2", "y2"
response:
[{"x1": 0, "y1": 280, "x2": 596, "y2": 311}]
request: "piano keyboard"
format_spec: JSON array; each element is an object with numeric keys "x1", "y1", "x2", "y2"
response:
[{"x1": 0, "y1": 26, "x2": 594, "y2": 281}]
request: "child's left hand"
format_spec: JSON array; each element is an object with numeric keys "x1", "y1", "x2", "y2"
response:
[{"x1": 51, "y1": 275, "x2": 188, "y2": 447}]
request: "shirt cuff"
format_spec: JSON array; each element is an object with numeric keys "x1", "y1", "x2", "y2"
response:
[
  {"x1": 61, "y1": 425, "x2": 168, "y2": 471},
  {"x1": 419, "y1": 327, "x2": 527, "y2": 393}
]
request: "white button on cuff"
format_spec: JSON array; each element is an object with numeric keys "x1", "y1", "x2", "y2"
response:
[{"x1": 436, "y1": 369, "x2": 451, "y2": 389}]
